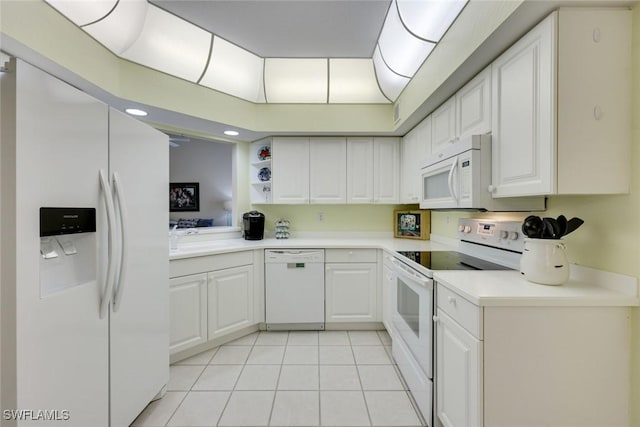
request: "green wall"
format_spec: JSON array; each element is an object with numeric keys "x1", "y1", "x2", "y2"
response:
[{"x1": 254, "y1": 204, "x2": 409, "y2": 233}]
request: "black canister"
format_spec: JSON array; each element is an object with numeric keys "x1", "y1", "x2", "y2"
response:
[{"x1": 242, "y1": 210, "x2": 265, "y2": 240}]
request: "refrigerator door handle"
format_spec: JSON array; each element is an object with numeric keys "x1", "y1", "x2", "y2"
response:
[
  {"x1": 99, "y1": 169, "x2": 117, "y2": 319},
  {"x1": 112, "y1": 171, "x2": 128, "y2": 313}
]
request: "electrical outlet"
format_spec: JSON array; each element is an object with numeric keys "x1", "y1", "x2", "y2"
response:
[
  {"x1": 446, "y1": 215, "x2": 451, "y2": 224},
  {"x1": 318, "y1": 212, "x2": 325, "y2": 222}
]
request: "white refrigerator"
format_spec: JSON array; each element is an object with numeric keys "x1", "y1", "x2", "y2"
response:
[{"x1": 1, "y1": 58, "x2": 169, "y2": 426}]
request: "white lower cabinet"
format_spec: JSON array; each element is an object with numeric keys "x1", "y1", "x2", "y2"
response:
[
  {"x1": 326, "y1": 263, "x2": 377, "y2": 323},
  {"x1": 435, "y1": 310, "x2": 482, "y2": 427},
  {"x1": 434, "y1": 283, "x2": 630, "y2": 427},
  {"x1": 325, "y1": 249, "x2": 378, "y2": 323},
  {"x1": 208, "y1": 265, "x2": 254, "y2": 340},
  {"x1": 169, "y1": 251, "x2": 256, "y2": 356},
  {"x1": 169, "y1": 273, "x2": 208, "y2": 354}
]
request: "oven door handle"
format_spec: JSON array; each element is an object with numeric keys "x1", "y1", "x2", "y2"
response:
[{"x1": 391, "y1": 259, "x2": 433, "y2": 289}]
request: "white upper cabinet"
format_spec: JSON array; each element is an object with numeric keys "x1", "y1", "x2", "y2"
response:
[
  {"x1": 347, "y1": 137, "x2": 375, "y2": 204},
  {"x1": 401, "y1": 117, "x2": 431, "y2": 204},
  {"x1": 272, "y1": 137, "x2": 310, "y2": 204},
  {"x1": 491, "y1": 9, "x2": 631, "y2": 197},
  {"x1": 456, "y1": 65, "x2": 492, "y2": 139},
  {"x1": 309, "y1": 137, "x2": 347, "y2": 204},
  {"x1": 430, "y1": 97, "x2": 457, "y2": 156},
  {"x1": 491, "y1": 12, "x2": 555, "y2": 197},
  {"x1": 373, "y1": 137, "x2": 400, "y2": 204}
]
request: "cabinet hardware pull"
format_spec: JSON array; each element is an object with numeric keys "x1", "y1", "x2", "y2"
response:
[{"x1": 433, "y1": 315, "x2": 439, "y2": 323}]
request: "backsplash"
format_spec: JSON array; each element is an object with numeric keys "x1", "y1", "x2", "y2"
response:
[{"x1": 252, "y1": 204, "x2": 408, "y2": 232}]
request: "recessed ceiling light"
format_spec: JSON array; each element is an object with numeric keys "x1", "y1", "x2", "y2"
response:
[
  {"x1": 125, "y1": 108, "x2": 148, "y2": 116},
  {"x1": 224, "y1": 130, "x2": 239, "y2": 136}
]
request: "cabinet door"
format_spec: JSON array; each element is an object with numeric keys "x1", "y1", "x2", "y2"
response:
[
  {"x1": 347, "y1": 137, "x2": 374, "y2": 203},
  {"x1": 309, "y1": 137, "x2": 347, "y2": 203},
  {"x1": 456, "y1": 65, "x2": 491, "y2": 139},
  {"x1": 430, "y1": 97, "x2": 457, "y2": 155},
  {"x1": 436, "y1": 310, "x2": 482, "y2": 427},
  {"x1": 373, "y1": 137, "x2": 400, "y2": 203},
  {"x1": 272, "y1": 137, "x2": 310, "y2": 204},
  {"x1": 325, "y1": 263, "x2": 377, "y2": 323},
  {"x1": 169, "y1": 274, "x2": 207, "y2": 354},
  {"x1": 208, "y1": 265, "x2": 254, "y2": 340},
  {"x1": 491, "y1": 13, "x2": 556, "y2": 197},
  {"x1": 401, "y1": 117, "x2": 431, "y2": 203}
]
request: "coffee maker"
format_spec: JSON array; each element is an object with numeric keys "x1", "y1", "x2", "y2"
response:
[{"x1": 242, "y1": 211, "x2": 265, "y2": 240}]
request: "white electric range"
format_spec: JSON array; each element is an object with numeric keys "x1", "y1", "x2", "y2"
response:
[{"x1": 389, "y1": 219, "x2": 523, "y2": 426}]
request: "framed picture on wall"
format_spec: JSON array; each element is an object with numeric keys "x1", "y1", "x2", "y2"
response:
[{"x1": 169, "y1": 182, "x2": 200, "y2": 212}]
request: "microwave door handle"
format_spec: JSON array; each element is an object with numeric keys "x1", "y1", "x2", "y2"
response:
[{"x1": 448, "y1": 156, "x2": 459, "y2": 203}]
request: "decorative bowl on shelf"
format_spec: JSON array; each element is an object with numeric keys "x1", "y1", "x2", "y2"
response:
[
  {"x1": 257, "y1": 145, "x2": 271, "y2": 161},
  {"x1": 258, "y1": 167, "x2": 271, "y2": 182}
]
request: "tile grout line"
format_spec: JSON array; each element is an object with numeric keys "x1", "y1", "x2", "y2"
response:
[
  {"x1": 266, "y1": 331, "x2": 288, "y2": 426},
  {"x1": 349, "y1": 332, "x2": 374, "y2": 427}
]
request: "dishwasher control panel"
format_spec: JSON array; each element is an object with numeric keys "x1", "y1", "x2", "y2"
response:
[{"x1": 265, "y1": 249, "x2": 325, "y2": 263}]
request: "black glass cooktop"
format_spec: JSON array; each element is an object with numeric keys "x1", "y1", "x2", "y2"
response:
[{"x1": 396, "y1": 251, "x2": 512, "y2": 271}]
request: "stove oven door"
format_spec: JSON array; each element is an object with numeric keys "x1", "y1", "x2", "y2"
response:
[{"x1": 391, "y1": 259, "x2": 433, "y2": 378}]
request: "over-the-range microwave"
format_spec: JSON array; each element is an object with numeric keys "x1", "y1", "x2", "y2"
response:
[{"x1": 419, "y1": 134, "x2": 544, "y2": 211}]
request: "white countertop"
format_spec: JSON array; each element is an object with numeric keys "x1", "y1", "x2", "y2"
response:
[
  {"x1": 169, "y1": 236, "x2": 452, "y2": 260},
  {"x1": 169, "y1": 235, "x2": 638, "y2": 308},
  {"x1": 434, "y1": 269, "x2": 639, "y2": 307}
]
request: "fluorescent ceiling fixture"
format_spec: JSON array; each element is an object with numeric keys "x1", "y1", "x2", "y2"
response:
[
  {"x1": 120, "y1": 4, "x2": 211, "y2": 82},
  {"x1": 264, "y1": 58, "x2": 328, "y2": 103},
  {"x1": 43, "y1": 0, "x2": 467, "y2": 104},
  {"x1": 373, "y1": 46, "x2": 410, "y2": 101},
  {"x1": 200, "y1": 37, "x2": 265, "y2": 103},
  {"x1": 125, "y1": 108, "x2": 148, "y2": 116},
  {"x1": 223, "y1": 130, "x2": 239, "y2": 136},
  {"x1": 397, "y1": 0, "x2": 467, "y2": 42},
  {"x1": 83, "y1": 0, "x2": 148, "y2": 55},
  {"x1": 45, "y1": 0, "x2": 117, "y2": 26},
  {"x1": 378, "y1": 0, "x2": 436, "y2": 77},
  {"x1": 329, "y1": 59, "x2": 388, "y2": 104}
]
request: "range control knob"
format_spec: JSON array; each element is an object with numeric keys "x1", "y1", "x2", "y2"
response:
[
  {"x1": 500, "y1": 230, "x2": 509, "y2": 239},
  {"x1": 509, "y1": 231, "x2": 519, "y2": 240},
  {"x1": 458, "y1": 225, "x2": 465, "y2": 232},
  {"x1": 463, "y1": 225, "x2": 472, "y2": 233}
]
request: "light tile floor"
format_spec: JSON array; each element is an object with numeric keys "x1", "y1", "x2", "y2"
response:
[{"x1": 131, "y1": 330, "x2": 425, "y2": 427}]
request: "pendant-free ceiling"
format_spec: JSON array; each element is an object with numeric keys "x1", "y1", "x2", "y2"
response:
[{"x1": 45, "y1": 0, "x2": 467, "y2": 104}]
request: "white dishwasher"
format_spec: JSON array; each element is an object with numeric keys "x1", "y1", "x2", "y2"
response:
[{"x1": 265, "y1": 249, "x2": 325, "y2": 331}]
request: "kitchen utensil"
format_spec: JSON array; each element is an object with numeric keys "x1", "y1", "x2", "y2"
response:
[
  {"x1": 520, "y1": 238, "x2": 570, "y2": 285},
  {"x1": 556, "y1": 215, "x2": 567, "y2": 237},
  {"x1": 543, "y1": 217, "x2": 561, "y2": 239},
  {"x1": 564, "y1": 217, "x2": 584, "y2": 236},
  {"x1": 522, "y1": 215, "x2": 543, "y2": 238}
]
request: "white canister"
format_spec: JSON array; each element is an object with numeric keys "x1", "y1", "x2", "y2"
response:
[{"x1": 519, "y1": 238, "x2": 570, "y2": 285}]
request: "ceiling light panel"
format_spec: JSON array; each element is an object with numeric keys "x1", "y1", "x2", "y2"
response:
[
  {"x1": 45, "y1": 0, "x2": 117, "y2": 26},
  {"x1": 378, "y1": 0, "x2": 435, "y2": 77},
  {"x1": 397, "y1": 0, "x2": 467, "y2": 42},
  {"x1": 200, "y1": 36, "x2": 265, "y2": 103},
  {"x1": 120, "y1": 4, "x2": 211, "y2": 82},
  {"x1": 83, "y1": 0, "x2": 148, "y2": 55},
  {"x1": 264, "y1": 58, "x2": 328, "y2": 103},
  {"x1": 329, "y1": 59, "x2": 388, "y2": 104},
  {"x1": 373, "y1": 45, "x2": 410, "y2": 101}
]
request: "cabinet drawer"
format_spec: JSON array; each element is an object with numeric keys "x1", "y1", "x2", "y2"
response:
[
  {"x1": 170, "y1": 251, "x2": 254, "y2": 278},
  {"x1": 325, "y1": 248, "x2": 377, "y2": 263},
  {"x1": 436, "y1": 285, "x2": 482, "y2": 339}
]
